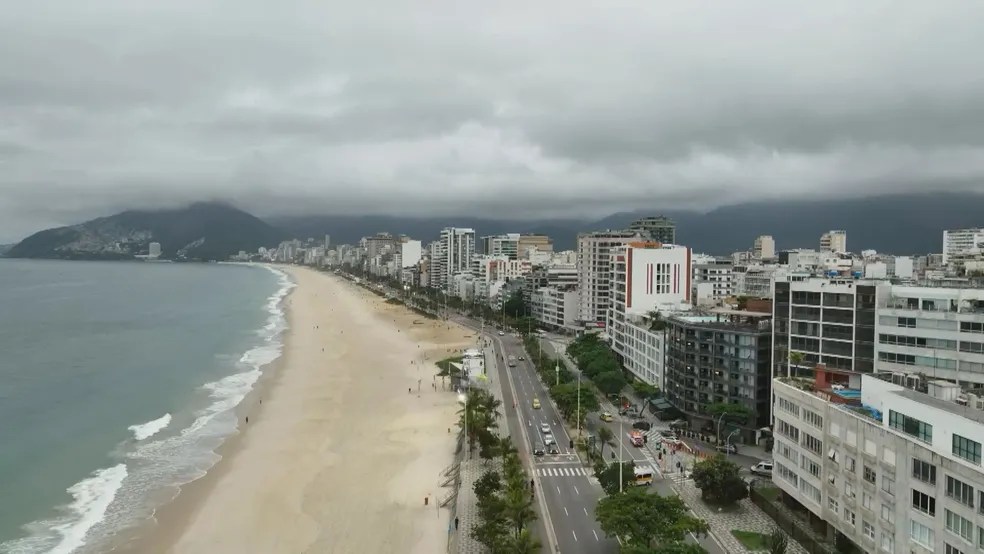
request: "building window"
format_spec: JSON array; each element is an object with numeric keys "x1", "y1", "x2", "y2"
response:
[
  {"x1": 945, "y1": 509, "x2": 974, "y2": 542},
  {"x1": 881, "y1": 475, "x2": 895, "y2": 496},
  {"x1": 803, "y1": 409, "x2": 823, "y2": 428},
  {"x1": 910, "y1": 520, "x2": 934, "y2": 548},
  {"x1": 801, "y1": 457, "x2": 821, "y2": 478},
  {"x1": 953, "y1": 434, "x2": 982, "y2": 464},
  {"x1": 775, "y1": 461, "x2": 798, "y2": 487},
  {"x1": 828, "y1": 497, "x2": 839, "y2": 513},
  {"x1": 979, "y1": 527, "x2": 984, "y2": 549},
  {"x1": 843, "y1": 507, "x2": 855, "y2": 526},
  {"x1": 880, "y1": 532, "x2": 894, "y2": 553},
  {"x1": 881, "y1": 503, "x2": 894, "y2": 524},
  {"x1": 863, "y1": 465, "x2": 877, "y2": 484},
  {"x1": 898, "y1": 317, "x2": 917, "y2": 328},
  {"x1": 776, "y1": 418, "x2": 800, "y2": 442},
  {"x1": 862, "y1": 491, "x2": 872, "y2": 510},
  {"x1": 800, "y1": 480, "x2": 821, "y2": 505},
  {"x1": 846, "y1": 456, "x2": 856, "y2": 472},
  {"x1": 888, "y1": 410, "x2": 933, "y2": 443},
  {"x1": 913, "y1": 458, "x2": 937, "y2": 484},
  {"x1": 863, "y1": 521, "x2": 875, "y2": 540},
  {"x1": 961, "y1": 321, "x2": 984, "y2": 334},
  {"x1": 912, "y1": 489, "x2": 936, "y2": 516},
  {"x1": 945, "y1": 543, "x2": 966, "y2": 554},
  {"x1": 802, "y1": 432, "x2": 823, "y2": 455},
  {"x1": 777, "y1": 397, "x2": 800, "y2": 416},
  {"x1": 946, "y1": 475, "x2": 975, "y2": 508}
]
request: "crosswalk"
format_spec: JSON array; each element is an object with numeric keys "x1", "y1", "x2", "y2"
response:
[{"x1": 534, "y1": 466, "x2": 589, "y2": 477}]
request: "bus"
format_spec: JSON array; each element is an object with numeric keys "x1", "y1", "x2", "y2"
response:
[{"x1": 633, "y1": 466, "x2": 654, "y2": 487}]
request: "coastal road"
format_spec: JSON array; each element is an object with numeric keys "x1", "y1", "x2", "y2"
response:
[{"x1": 455, "y1": 319, "x2": 616, "y2": 554}]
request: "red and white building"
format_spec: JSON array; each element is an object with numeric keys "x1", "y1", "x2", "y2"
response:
[{"x1": 607, "y1": 242, "x2": 693, "y2": 387}]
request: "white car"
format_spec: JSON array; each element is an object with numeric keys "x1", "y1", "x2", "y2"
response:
[
  {"x1": 498, "y1": 331, "x2": 505, "y2": 336},
  {"x1": 543, "y1": 432, "x2": 555, "y2": 446},
  {"x1": 540, "y1": 422, "x2": 551, "y2": 434},
  {"x1": 750, "y1": 461, "x2": 773, "y2": 477}
]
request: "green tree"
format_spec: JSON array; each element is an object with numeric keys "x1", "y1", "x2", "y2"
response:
[
  {"x1": 504, "y1": 290, "x2": 528, "y2": 318},
  {"x1": 594, "y1": 460, "x2": 636, "y2": 496},
  {"x1": 788, "y1": 351, "x2": 806, "y2": 375},
  {"x1": 691, "y1": 455, "x2": 749, "y2": 506},
  {"x1": 597, "y1": 426, "x2": 615, "y2": 460},
  {"x1": 501, "y1": 528, "x2": 542, "y2": 553},
  {"x1": 631, "y1": 381, "x2": 661, "y2": 400},
  {"x1": 768, "y1": 526, "x2": 789, "y2": 554},
  {"x1": 596, "y1": 488, "x2": 709, "y2": 548},
  {"x1": 595, "y1": 370, "x2": 628, "y2": 395},
  {"x1": 474, "y1": 470, "x2": 502, "y2": 499},
  {"x1": 622, "y1": 544, "x2": 708, "y2": 554}
]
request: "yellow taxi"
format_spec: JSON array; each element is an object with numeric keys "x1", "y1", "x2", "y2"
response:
[
  {"x1": 532, "y1": 398, "x2": 541, "y2": 409},
  {"x1": 600, "y1": 412, "x2": 614, "y2": 422}
]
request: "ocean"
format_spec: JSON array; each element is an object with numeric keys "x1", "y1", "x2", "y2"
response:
[{"x1": 0, "y1": 259, "x2": 292, "y2": 554}]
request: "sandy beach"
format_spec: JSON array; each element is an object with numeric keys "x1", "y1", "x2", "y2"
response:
[{"x1": 136, "y1": 266, "x2": 473, "y2": 553}]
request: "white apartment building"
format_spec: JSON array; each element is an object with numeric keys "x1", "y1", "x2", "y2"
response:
[
  {"x1": 773, "y1": 369, "x2": 984, "y2": 554},
  {"x1": 530, "y1": 286, "x2": 579, "y2": 333},
  {"x1": 399, "y1": 239, "x2": 422, "y2": 269},
  {"x1": 691, "y1": 254, "x2": 733, "y2": 307},
  {"x1": 944, "y1": 229, "x2": 984, "y2": 266},
  {"x1": 754, "y1": 235, "x2": 776, "y2": 260},
  {"x1": 820, "y1": 230, "x2": 848, "y2": 253},
  {"x1": 576, "y1": 229, "x2": 645, "y2": 327},
  {"x1": 432, "y1": 227, "x2": 475, "y2": 292},
  {"x1": 876, "y1": 285, "x2": 984, "y2": 386},
  {"x1": 471, "y1": 255, "x2": 532, "y2": 301},
  {"x1": 733, "y1": 264, "x2": 789, "y2": 298},
  {"x1": 607, "y1": 242, "x2": 691, "y2": 387}
]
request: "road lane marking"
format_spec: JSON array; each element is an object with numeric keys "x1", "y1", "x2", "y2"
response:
[
  {"x1": 573, "y1": 485, "x2": 580, "y2": 495},
  {"x1": 556, "y1": 485, "x2": 561, "y2": 494},
  {"x1": 583, "y1": 507, "x2": 589, "y2": 516},
  {"x1": 564, "y1": 507, "x2": 569, "y2": 516},
  {"x1": 572, "y1": 530, "x2": 578, "y2": 542},
  {"x1": 593, "y1": 530, "x2": 599, "y2": 541}
]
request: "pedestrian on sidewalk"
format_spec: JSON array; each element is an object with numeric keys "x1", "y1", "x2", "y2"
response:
[{"x1": 454, "y1": 517, "x2": 459, "y2": 531}]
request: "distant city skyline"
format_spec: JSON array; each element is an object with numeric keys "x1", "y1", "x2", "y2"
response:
[{"x1": 3, "y1": 3, "x2": 984, "y2": 241}]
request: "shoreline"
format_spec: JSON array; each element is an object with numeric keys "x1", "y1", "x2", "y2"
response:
[{"x1": 120, "y1": 266, "x2": 473, "y2": 553}]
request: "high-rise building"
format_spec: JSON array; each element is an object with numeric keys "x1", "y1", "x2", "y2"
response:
[
  {"x1": 481, "y1": 233, "x2": 520, "y2": 259},
  {"x1": 820, "y1": 230, "x2": 848, "y2": 253},
  {"x1": 943, "y1": 228, "x2": 984, "y2": 266},
  {"x1": 324, "y1": 235, "x2": 331, "y2": 250},
  {"x1": 517, "y1": 234, "x2": 553, "y2": 258},
  {"x1": 691, "y1": 255, "x2": 734, "y2": 307},
  {"x1": 433, "y1": 227, "x2": 475, "y2": 292},
  {"x1": 628, "y1": 216, "x2": 676, "y2": 244},
  {"x1": 753, "y1": 235, "x2": 775, "y2": 260},
  {"x1": 576, "y1": 229, "x2": 645, "y2": 327},
  {"x1": 148, "y1": 242, "x2": 162, "y2": 258},
  {"x1": 772, "y1": 277, "x2": 888, "y2": 379}
]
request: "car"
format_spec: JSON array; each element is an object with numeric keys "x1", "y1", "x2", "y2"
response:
[
  {"x1": 544, "y1": 435, "x2": 556, "y2": 446},
  {"x1": 540, "y1": 422, "x2": 551, "y2": 434},
  {"x1": 532, "y1": 398, "x2": 541, "y2": 409},
  {"x1": 548, "y1": 444, "x2": 560, "y2": 454},
  {"x1": 716, "y1": 443, "x2": 739, "y2": 454},
  {"x1": 518, "y1": 356, "x2": 525, "y2": 361},
  {"x1": 750, "y1": 461, "x2": 773, "y2": 476},
  {"x1": 533, "y1": 443, "x2": 545, "y2": 456},
  {"x1": 599, "y1": 412, "x2": 614, "y2": 422},
  {"x1": 498, "y1": 331, "x2": 505, "y2": 336},
  {"x1": 632, "y1": 421, "x2": 652, "y2": 431}
]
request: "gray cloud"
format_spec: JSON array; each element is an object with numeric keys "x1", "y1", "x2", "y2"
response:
[{"x1": 3, "y1": 1, "x2": 984, "y2": 241}]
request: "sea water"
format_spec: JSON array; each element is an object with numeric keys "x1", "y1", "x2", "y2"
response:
[{"x1": 0, "y1": 259, "x2": 292, "y2": 553}]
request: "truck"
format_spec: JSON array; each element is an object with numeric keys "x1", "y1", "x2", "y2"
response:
[
  {"x1": 629, "y1": 430, "x2": 645, "y2": 447},
  {"x1": 507, "y1": 355, "x2": 517, "y2": 367}
]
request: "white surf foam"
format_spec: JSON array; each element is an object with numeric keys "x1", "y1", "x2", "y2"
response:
[{"x1": 128, "y1": 413, "x2": 171, "y2": 441}]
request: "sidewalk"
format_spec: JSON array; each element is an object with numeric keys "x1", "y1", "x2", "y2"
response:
[{"x1": 449, "y1": 344, "x2": 511, "y2": 554}]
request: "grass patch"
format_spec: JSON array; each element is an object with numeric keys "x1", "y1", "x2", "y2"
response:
[
  {"x1": 756, "y1": 486, "x2": 780, "y2": 501},
  {"x1": 435, "y1": 356, "x2": 464, "y2": 376},
  {"x1": 731, "y1": 530, "x2": 769, "y2": 551},
  {"x1": 385, "y1": 297, "x2": 402, "y2": 305}
]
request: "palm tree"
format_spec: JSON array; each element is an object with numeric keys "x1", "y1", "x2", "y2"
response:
[
  {"x1": 479, "y1": 393, "x2": 502, "y2": 429},
  {"x1": 597, "y1": 426, "x2": 615, "y2": 460},
  {"x1": 788, "y1": 351, "x2": 806, "y2": 377},
  {"x1": 502, "y1": 486, "x2": 536, "y2": 536},
  {"x1": 503, "y1": 528, "x2": 541, "y2": 553}
]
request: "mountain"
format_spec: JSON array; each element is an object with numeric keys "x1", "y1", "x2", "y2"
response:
[
  {"x1": 7, "y1": 202, "x2": 285, "y2": 261},
  {"x1": 271, "y1": 192, "x2": 984, "y2": 255}
]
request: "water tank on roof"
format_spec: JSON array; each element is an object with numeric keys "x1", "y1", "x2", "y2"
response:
[{"x1": 852, "y1": 271, "x2": 863, "y2": 278}]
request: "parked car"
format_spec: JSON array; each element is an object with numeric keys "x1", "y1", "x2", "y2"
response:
[
  {"x1": 632, "y1": 421, "x2": 652, "y2": 431},
  {"x1": 498, "y1": 331, "x2": 505, "y2": 336},
  {"x1": 540, "y1": 422, "x2": 551, "y2": 434},
  {"x1": 750, "y1": 461, "x2": 773, "y2": 476},
  {"x1": 716, "y1": 443, "x2": 739, "y2": 454},
  {"x1": 599, "y1": 412, "x2": 614, "y2": 422},
  {"x1": 533, "y1": 443, "x2": 545, "y2": 456}
]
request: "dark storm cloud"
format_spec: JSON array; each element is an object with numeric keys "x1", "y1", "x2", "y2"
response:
[{"x1": 3, "y1": 1, "x2": 984, "y2": 241}]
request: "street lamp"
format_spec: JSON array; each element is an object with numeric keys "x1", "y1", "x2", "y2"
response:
[
  {"x1": 716, "y1": 412, "x2": 728, "y2": 445},
  {"x1": 458, "y1": 393, "x2": 468, "y2": 459},
  {"x1": 725, "y1": 429, "x2": 740, "y2": 457},
  {"x1": 618, "y1": 412, "x2": 624, "y2": 493}
]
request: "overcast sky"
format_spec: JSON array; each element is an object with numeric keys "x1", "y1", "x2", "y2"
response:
[{"x1": 3, "y1": 1, "x2": 984, "y2": 241}]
